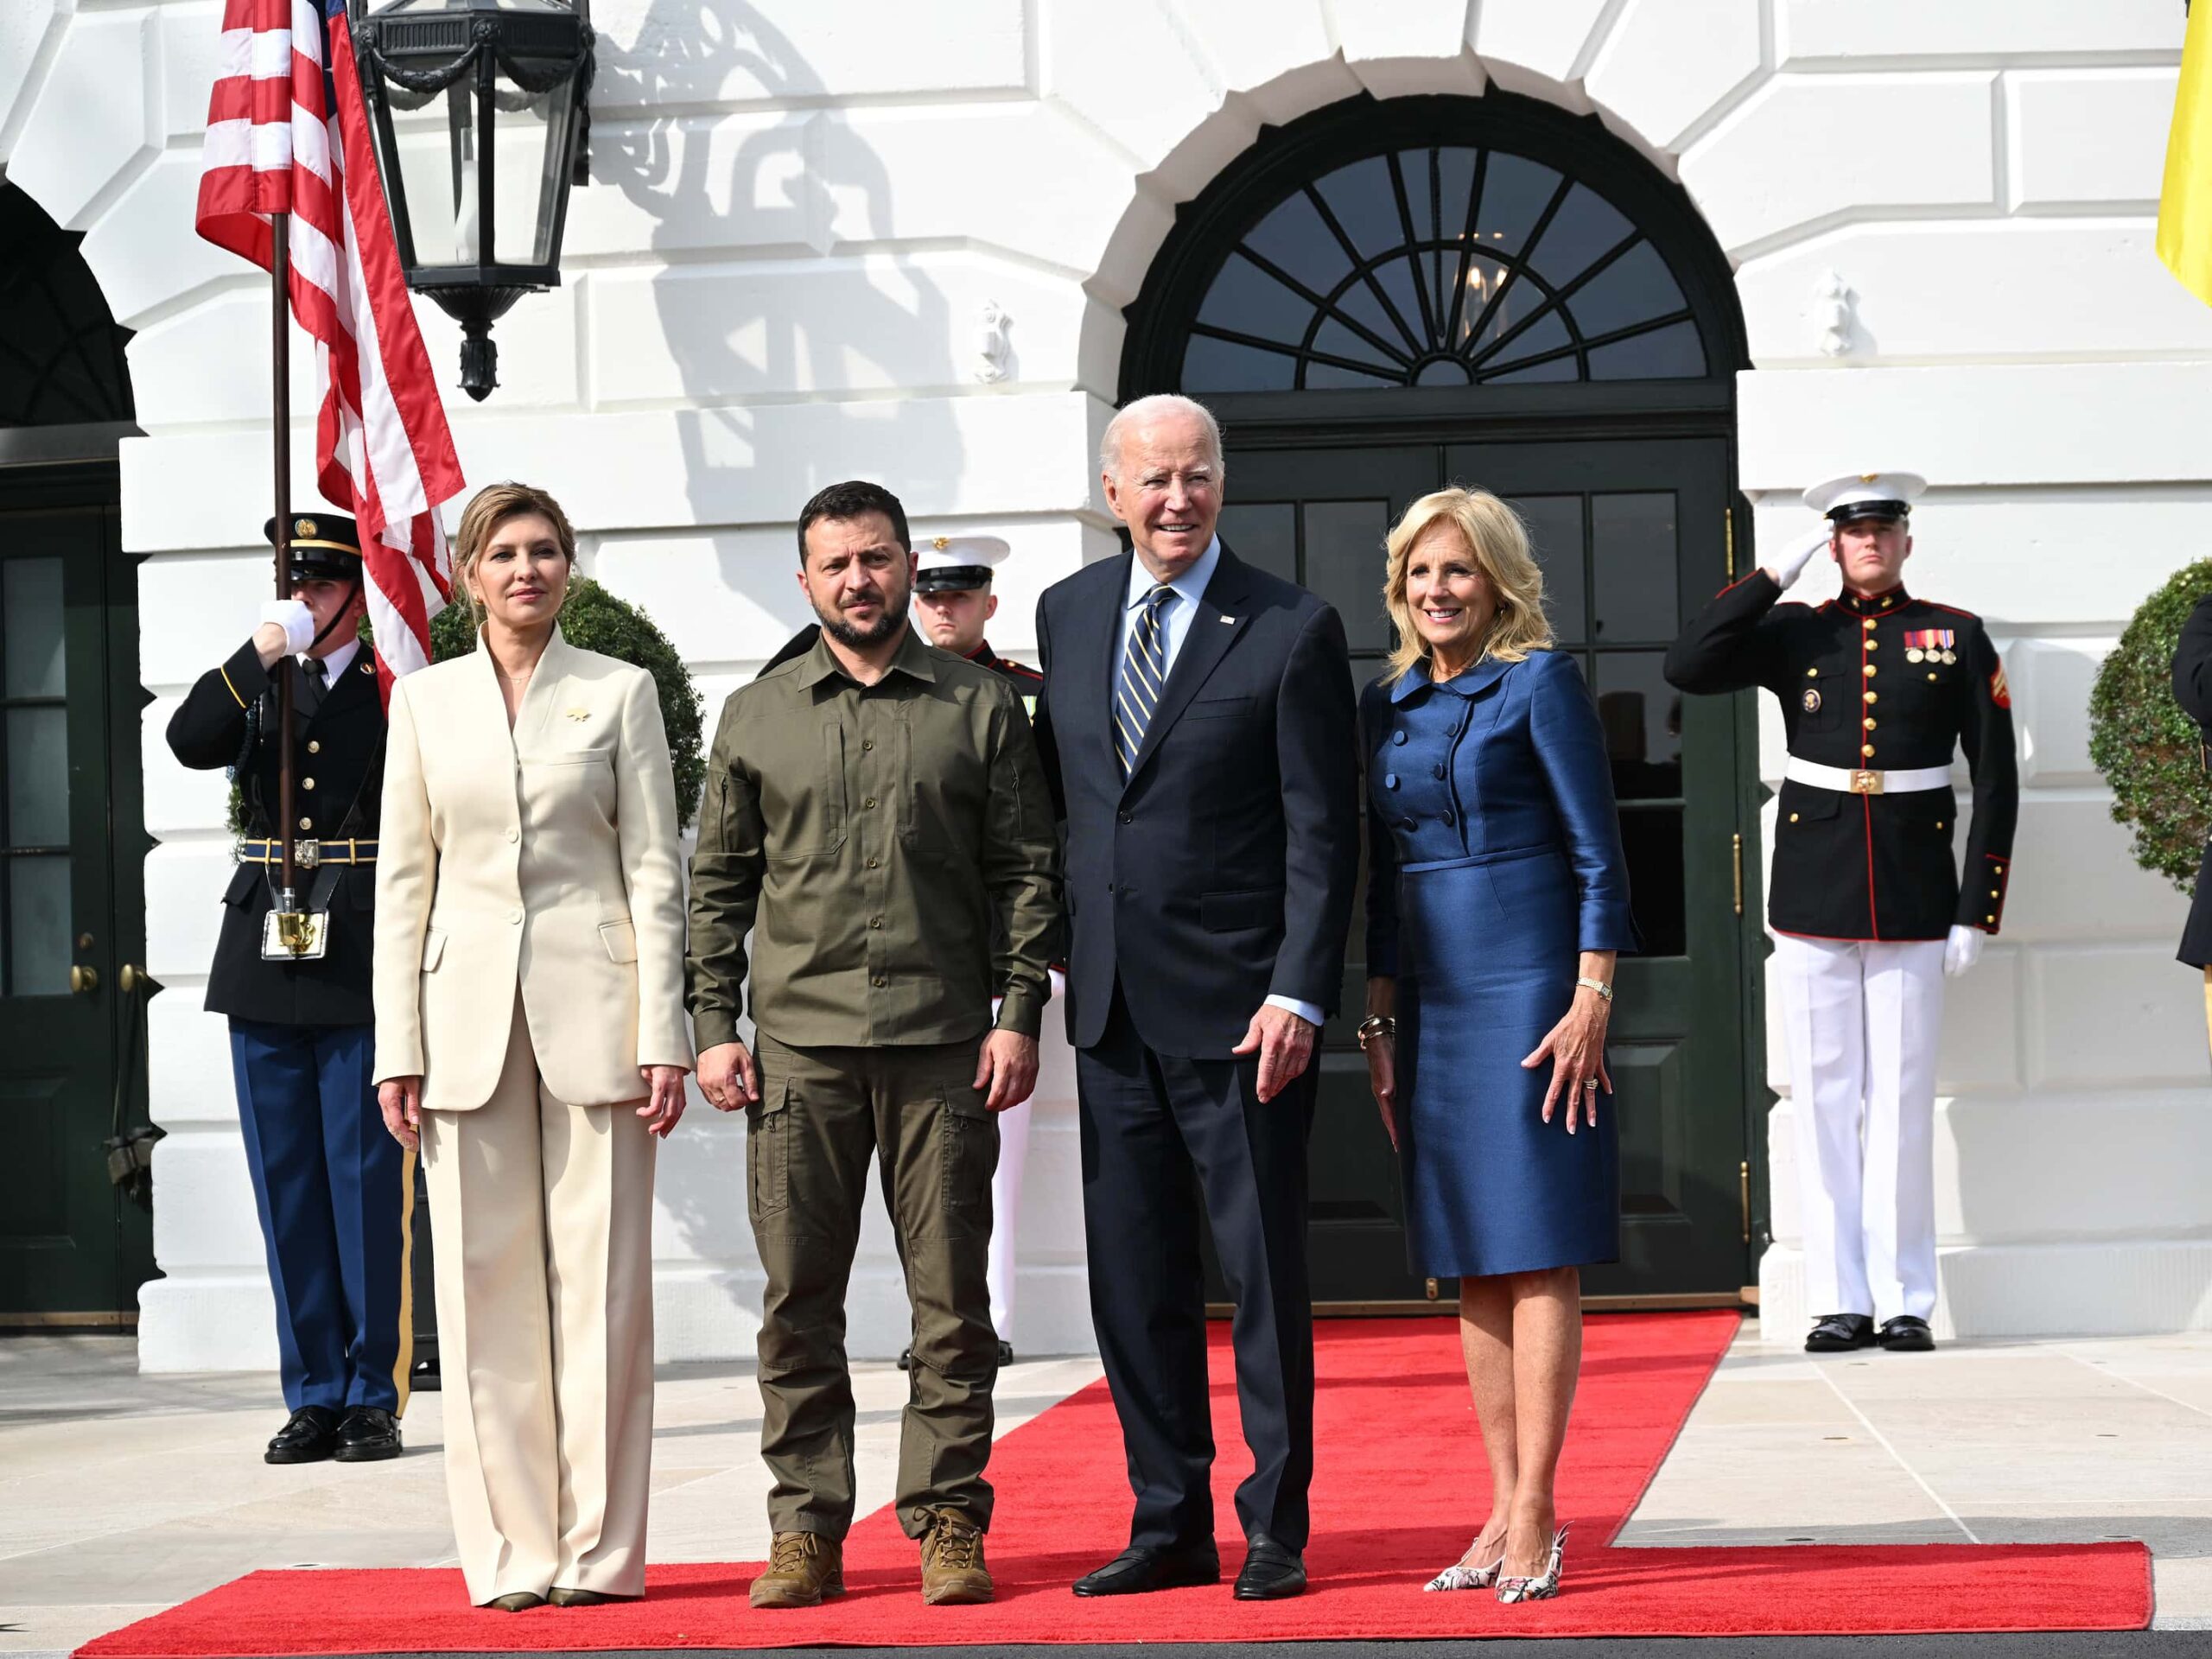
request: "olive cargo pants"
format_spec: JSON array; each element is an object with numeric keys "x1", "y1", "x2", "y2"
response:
[{"x1": 748, "y1": 1031, "x2": 1001, "y2": 1540}]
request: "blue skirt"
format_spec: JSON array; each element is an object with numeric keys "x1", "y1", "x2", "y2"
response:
[{"x1": 1396, "y1": 846, "x2": 1621, "y2": 1279}]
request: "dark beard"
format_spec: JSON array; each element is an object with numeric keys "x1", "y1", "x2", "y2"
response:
[{"x1": 815, "y1": 588, "x2": 909, "y2": 649}]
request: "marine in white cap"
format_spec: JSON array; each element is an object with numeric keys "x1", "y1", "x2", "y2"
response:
[
  {"x1": 1664, "y1": 472, "x2": 2018, "y2": 1355},
  {"x1": 905, "y1": 533, "x2": 1056, "y2": 1368}
]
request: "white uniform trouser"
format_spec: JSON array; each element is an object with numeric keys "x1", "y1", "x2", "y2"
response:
[
  {"x1": 986, "y1": 969, "x2": 1062, "y2": 1349},
  {"x1": 1771, "y1": 934, "x2": 1944, "y2": 1325}
]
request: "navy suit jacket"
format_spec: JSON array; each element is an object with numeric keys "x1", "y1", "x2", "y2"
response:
[{"x1": 1032, "y1": 543, "x2": 1361, "y2": 1058}]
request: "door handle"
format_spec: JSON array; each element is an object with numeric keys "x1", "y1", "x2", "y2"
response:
[
  {"x1": 120, "y1": 963, "x2": 145, "y2": 995},
  {"x1": 70, "y1": 965, "x2": 100, "y2": 995}
]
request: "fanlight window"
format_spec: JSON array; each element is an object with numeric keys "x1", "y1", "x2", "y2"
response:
[
  {"x1": 1182, "y1": 144, "x2": 1708, "y2": 392},
  {"x1": 0, "y1": 186, "x2": 134, "y2": 428}
]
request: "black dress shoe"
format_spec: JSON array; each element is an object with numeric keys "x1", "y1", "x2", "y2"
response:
[
  {"x1": 1233, "y1": 1535, "x2": 1306, "y2": 1601},
  {"x1": 548, "y1": 1586, "x2": 637, "y2": 1606},
  {"x1": 1878, "y1": 1315, "x2": 1936, "y2": 1351},
  {"x1": 334, "y1": 1406, "x2": 402, "y2": 1462},
  {"x1": 1804, "y1": 1313, "x2": 1876, "y2": 1353},
  {"x1": 488, "y1": 1591, "x2": 544, "y2": 1612},
  {"x1": 996, "y1": 1340, "x2": 1014, "y2": 1367},
  {"x1": 265, "y1": 1405, "x2": 340, "y2": 1464},
  {"x1": 1071, "y1": 1543, "x2": 1221, "y2": 1597}
]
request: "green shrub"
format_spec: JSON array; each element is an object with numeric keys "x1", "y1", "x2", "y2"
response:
[
  {"x1": 2088, "y1": 558, "x2": 2212, "y2": 893},
  {"x1": 430, "y1": 578, "x2": 707, "y2": 830}
]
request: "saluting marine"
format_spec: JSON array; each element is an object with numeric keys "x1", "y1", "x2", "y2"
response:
[
  {"x1": 911, "y1": 536, "x2": 1051, "y2": 1366},
  {"x1": 1665, "y1": 473, "x2": 2018, "y2": 1355},
  {"x1": 165, "y1": 515, "x2": 411, "y2": 1462}
]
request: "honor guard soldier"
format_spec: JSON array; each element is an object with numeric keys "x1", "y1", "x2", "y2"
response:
[
  {"x1": 912, "y1": 535, "x2": 1052, "y2": 1365},
  {"x1": 1665, "y1": 473, "x2": 2018, "y2": 1355},
  {"x1": 165, "y1": 515, "x2": 410, "y2": 1463}
]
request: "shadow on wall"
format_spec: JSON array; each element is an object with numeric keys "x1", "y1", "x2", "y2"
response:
[
  {"x1": 595, "y1": 0, "x2": 966, "y2": 616},
  {"x1": 590, "y1": 2, "x2": 969, "y2": 1332}
]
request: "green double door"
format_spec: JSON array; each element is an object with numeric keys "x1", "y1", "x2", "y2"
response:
[
  {"x1": 1221, "y1": 435, "x2": 1759, "y2": 1302},
  {"x1": 0, "y1": 467, "x2": 155, "y2": 1321}
]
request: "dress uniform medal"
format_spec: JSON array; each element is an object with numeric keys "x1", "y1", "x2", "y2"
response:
[{"x1": 1903, "y1": 628, "x2": 1956, "y2": 666}]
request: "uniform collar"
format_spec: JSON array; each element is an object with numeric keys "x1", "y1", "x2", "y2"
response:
[
  {"x1": 1840, "y1": 584, "x2": 1910, "y2": 617},
  {"x1": 305, "y1": 635, "x2": 361, "y2": 682},
  {"x1": 1389, "y1": 652, "x2": 1514, "y2": 703},
  {"x1": 964, "y1": 640, "x2": 1002, "y2": 672},
  {"x1": 797, "y1": 620, "x2": 938, "y2": 688}
]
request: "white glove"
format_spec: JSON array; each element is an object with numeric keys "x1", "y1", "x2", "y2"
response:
[
  {"x1": 259, "y1": 599, "x2": 316, "y2": 655},
  {"x1": 1943, "y1": 924, "x2": 1983, "y2": 979},
  {"x1": 1764, "y1": 524, "x2": 1832, "y2": 592}
]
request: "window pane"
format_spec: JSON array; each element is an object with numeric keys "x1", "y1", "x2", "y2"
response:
[
  {"x1": 1219, "y1": 502, "x2": 1296, "y2": 586},
  {"x1": 1587, "y1": 319, "x2": 1707, "y2": 379},
  {"x1": 1303, "y1": 359, "x2": 1398, "y2": 391},
  {"x1": 1198, "y1": 251, "x2": 1317, "y2": 346},
  {"x1": 1313, "y1": 156, "x2": 1402, "y2": 261},
  {"x1": 8, "y1": 854, "x2": 71, "y2": 995},
  {"x1": 1477, "y1": 307, "x2": 1571, "y2": 375},
  {"x1": 1485, "y1": 353, "x2": 1580, "y2": 385},
  {"x1": 1455, "y1": 256, "x2": 1516, "y2": 352},
  {"x1": 1243, "y1": 191, "x2": 1355, "y2": 296},
  {"x1": 1183, "y1": 334, "x2": 1295, "y2": 391},
  {"x1": 1301, "y1": 500, "x2": 1391, "y2": 653},
  {"x1": 1498, "y1": 493, "x2": 1585, "y2": 645},
  {"x1": 1397, "y1": 149, "x2": 1438, "y2": 242},
  {"x1": 1471, "y1": 153, "x2": 1560, "y2": 257},
  {"x1": 1592, "y1": 492, "x2": 1679, "y2": 643},
  {"x1": 1367, "y1": 255, "x2": 1428, "y2": 351},
  {"x1": 1567, "y1": 239, "x2": 1687, "y2": 338},
  {"x1": 1593, "y1": 651, "x2": 1685, "y2": 957},
  {"x1": 5, "y1": 705, "x2": 68, "y2": 848},
  {"x1": 1527, "y1": 182, "x2": 1633, "y2": 287},
  {"x1": 1311, "y1": 316, "x2": 1400, "y2": 373},
  {"x1": 3, "y1": 557, "x2": 65, "y2": 697}
]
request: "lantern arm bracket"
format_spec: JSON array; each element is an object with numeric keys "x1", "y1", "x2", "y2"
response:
[{"x1": 356, "y1": 24, "x2": 593, "y2": 100}]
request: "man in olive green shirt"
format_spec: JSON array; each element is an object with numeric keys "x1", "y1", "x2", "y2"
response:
[{"x1": 687, "y1": 480, "x2": 1059, "y2": 1609}]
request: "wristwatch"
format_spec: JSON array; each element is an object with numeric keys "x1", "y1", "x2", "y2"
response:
[{"x1": 1575, "y1": 976, "x2": 1614, "y2": 1001}]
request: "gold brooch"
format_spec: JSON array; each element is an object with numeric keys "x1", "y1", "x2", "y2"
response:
[{"x1": 565, "y1": 708, "x2": 590, "y2": 721}]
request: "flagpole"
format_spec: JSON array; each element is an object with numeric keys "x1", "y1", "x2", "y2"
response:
[{"x1": 270, "y1": 210, "x2": 301, "y2": 919}]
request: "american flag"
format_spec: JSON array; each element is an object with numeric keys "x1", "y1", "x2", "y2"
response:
[{"x1": 195, "y1": 0, "x2": 464, "y2": 689}]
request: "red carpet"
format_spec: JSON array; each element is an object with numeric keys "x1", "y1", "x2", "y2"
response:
[{"x1": 78, "y1": 1312, "x2": 2149, "y2": 1654}]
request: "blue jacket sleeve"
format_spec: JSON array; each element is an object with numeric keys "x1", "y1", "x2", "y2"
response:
[
  {"x1": 1358, "y1": 680, "x2": 1402, "y2": 977},
  {"x1": 1528, "y1": 652, "x2": 1641, "y2": 955}
]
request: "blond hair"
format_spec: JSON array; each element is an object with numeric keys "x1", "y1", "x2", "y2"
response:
[
  {"x1": 450, "y1": 481, "x2": 577, "y2": 626},
  {"x1": 1381, "y1": 487, "x2": 1553, "y2": 685}
]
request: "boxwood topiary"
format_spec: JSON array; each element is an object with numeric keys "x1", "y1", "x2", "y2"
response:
[
  {"x1": 431, "y1": 577, "x2": 708, "y2": 830},
  {"x1": 2088, "y1": 558, "x2": 2212, "y2": 893}
]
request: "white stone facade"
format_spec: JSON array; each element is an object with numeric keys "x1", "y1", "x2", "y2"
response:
[{"x1": 2, "y1": 0, "x2": 2203, "y2": 1363}]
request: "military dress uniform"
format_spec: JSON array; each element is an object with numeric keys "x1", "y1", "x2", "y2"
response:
[
  {"x1": 1665, "y1": 474, "x2": 2018, "y2": 1351},
  {"x1": 914, "y1": 537, "x2": 1057, "y2": 1360},
  {"x1": 164, "y1": 515, "x2": 410, "y2": 1460}
]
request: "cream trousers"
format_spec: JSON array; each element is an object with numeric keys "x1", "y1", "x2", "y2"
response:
[{"x1": 421, "y1": 995, "x2": 657, "y2": 1605}]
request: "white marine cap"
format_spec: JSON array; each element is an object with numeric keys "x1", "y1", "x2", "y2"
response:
[
  {"x1": 1802, "y1": 471, "x2": 1927, "y2": 525},
  {"x1": 914, "y1": 533, "x2": 1010, "y2": 592}
]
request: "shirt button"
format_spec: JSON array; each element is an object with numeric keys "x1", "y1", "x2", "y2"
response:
[
  {"x1": 1392, "y1": 730, "x2": 1408, "y2": 746},
  {"x1": 301, "y1": 777, "x2": 316, "y2": 791},
  {"x1": 1383, "y1": 773, "x2": 1399, "y2": 790},
  {"x1": 862, "y1": 740, "x2": 874, "y2": 751},
  {"x1": 1119, "y1": 811, "x2": 1134, "y2": 823},
  {"x1": 1864, "y1": 718, "x2": 1877, "y2": 731},
  {"x1": 307, "y1": 740, "x2": 321, "y2": 754},
  {"x1": 1863, "y1": 664, "x2": 1877, "y2": 677},
  {"x1": 510, "y1": 907, "x2": 523, "y2": 924},
  {"x1": 867, "y1": 857, "x2": 880, "y2": 869},
  {"x1": 864, "y1": 797, "x2": 877, "y2": 809},
  {"x1": 1441, "y1": 809, "x2": 1456, "y2": 826},
  {"x1": 1861, "y1": 744, "x2": 1876, "y2": 758},
  {"x1": 873, "y1": 976, "x2": 887, "y2": 988},
  {"x1": 297, "y1": 816, "x2": 312, "y2": 830},
  {"x1": 505, "y1": 828, "x2": 518, "y2": 843},
  {"x1": 1789, "y1": 812, "x2": 1801, "y2": 823},
  {"x1": 1865, "y1": 691, "x2": 1878, "y2": 704},
  {"x1": 869, "y1": 917, "x2": 883, "y2": 929}
]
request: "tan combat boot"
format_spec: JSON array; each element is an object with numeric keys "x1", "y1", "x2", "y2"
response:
[
  {"x1": 749, "y1": 1531, "x2": 844, "y2": 1608},
  {"x1": 918, "y1": 1507, "x2": 994, "y2": 1605}
]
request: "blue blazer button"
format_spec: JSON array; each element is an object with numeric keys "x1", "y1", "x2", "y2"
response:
[
  {"x1": 1392, "y1": 729, "x2": 1408, "y2": 745},
  {"x1": 1384, "y1": 773, "x2": 1399, "y2": 790}
]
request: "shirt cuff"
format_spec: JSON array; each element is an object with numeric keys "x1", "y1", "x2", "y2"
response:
[
  {"x1": 995, "y1": 984, "x2": 1045, "y2": 1039},
  {"x1": 690, "y1": 1007, "x2": 743, "y2": 1053},
  {"x1": 1265, "y1": 993, "x2": 1324, "y2": 1027}
]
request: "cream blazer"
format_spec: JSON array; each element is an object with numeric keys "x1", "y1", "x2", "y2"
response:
[{"x1": 372, "y1": 628, "x2": 692, "y2": 1110}]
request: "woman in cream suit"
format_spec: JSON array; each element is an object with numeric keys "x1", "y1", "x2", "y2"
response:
[{"x1": 374, "y1": 482, "x2": 691, "y2": 1611}]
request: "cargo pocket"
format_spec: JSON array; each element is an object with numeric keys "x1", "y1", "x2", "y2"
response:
[
  {"x1": 938, "y1": 1082, "x2": 997, "y2": 1237},
  {"x1": 747, "y1": 1081, "x2": 793, "y2": 1224}
]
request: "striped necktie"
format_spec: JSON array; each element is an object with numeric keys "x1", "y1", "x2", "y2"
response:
[{"x1": 1115, "y1": 583, "x2": 1175, "y2": 777}]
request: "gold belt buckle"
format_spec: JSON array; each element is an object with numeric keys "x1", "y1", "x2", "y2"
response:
[
  {"x1": 295, "y1": 838, "x2": 321, "y2": 868},
  {"x1": 1848, "y1": 769, "x2": 1884, "y2": 796}
]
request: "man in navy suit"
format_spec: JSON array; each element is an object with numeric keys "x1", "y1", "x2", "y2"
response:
[{"x1": 1032, "y1": 394, "x2": 1359, "y2": 1601}]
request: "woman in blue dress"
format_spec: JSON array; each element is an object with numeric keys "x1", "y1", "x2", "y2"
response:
[{"x1": 1357, "y1": 488, "x2": 1637, "y2": 1605}]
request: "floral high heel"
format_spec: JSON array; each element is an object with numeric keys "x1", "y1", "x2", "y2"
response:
[
  {"x1": 1422, "y1": 1537, "x2": 1507, "y2": 1592},
  {"x1": 1494, "y1": 1525, "x2": 1568, "y2": 1604}
]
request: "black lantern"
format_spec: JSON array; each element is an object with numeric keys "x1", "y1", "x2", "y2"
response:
[{"x1": 350, "y1": 0, "x2": 592, "y2": 401}]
